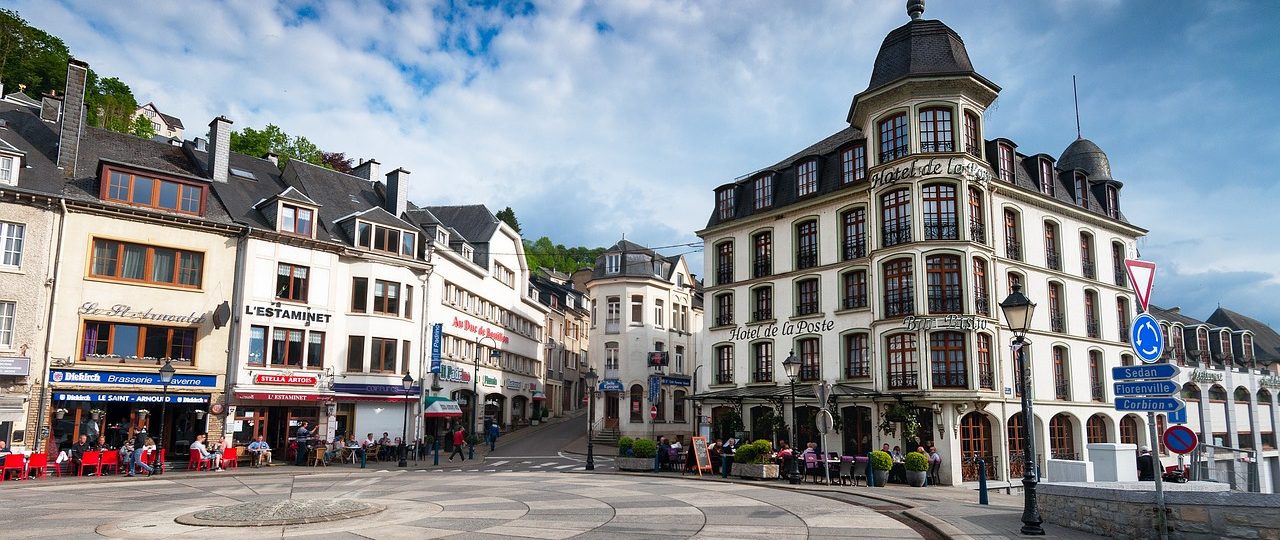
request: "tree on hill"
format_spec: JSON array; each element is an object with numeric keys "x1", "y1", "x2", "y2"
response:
[
  {"x1": 320, "y1": 151, "x2": 354, "y2": 174},
  {"x1": 87, "y1": 75, "x2": 137, "y2": 132},
  {"x1": 129, "y1": 113, "x2": 155, "y2": 139},
  {"x1": 496, "y1": 206, "x2": 521, "y2": 234},
  {"x1": 229, "y1": 124, "x2": 325, "y2": 170},
  {"x1": 0, "y1": 9, "x2": 69, "y2": 97},
  {"x1": 523, "y1": 236, "x2": 604, "y2": 275}
]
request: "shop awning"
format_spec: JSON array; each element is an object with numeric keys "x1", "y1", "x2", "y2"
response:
[
  {"x1": 423, "y1": 396, "x2": 463, "y2": 418},
  {"x1": 531, "y1": 390, "x2": 546, "y2": 401},
  {"x1": 233, "y1": 391, "x2": 323, "y2": 402}
]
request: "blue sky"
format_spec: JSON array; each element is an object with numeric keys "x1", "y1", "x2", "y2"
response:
[{"x1": 14, "y1": 0, "x2": 1280, "y2": 327}]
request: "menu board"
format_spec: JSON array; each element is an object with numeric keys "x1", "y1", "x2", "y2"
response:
[{"x1": 691, "y1": 436, "x2": 712, "y2": 476}]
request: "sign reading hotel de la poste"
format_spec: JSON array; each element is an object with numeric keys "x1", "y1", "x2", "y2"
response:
[
  {"x1": 870, "y1": 157, "x2": 993, "y2": 189},
  {"x1": 727, "y1": 315, "x2": 987, "y2": 342}
]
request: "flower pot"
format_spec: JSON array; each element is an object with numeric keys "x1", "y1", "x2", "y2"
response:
[
  {"x1": 873, "y1": 469, "x2": 890, "y2": 486},
  {"x1": 55, "y1": 410, "x2": 67, "y2": 420},
  {"x1": 731, "y1": 462, "x2": 780, "y2": 480},
  {"x1": 531, "y1": 419, "x2": 539, "y2": 426},
  {"x1": 615, "y1": 456, "x2": 655, "y2": 471},
  {"x1": 906, "y1": 470, "x2": 927, "y2": 487}
]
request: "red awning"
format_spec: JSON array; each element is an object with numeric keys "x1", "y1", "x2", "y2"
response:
[{"x1": 423, "y1": 396, "x2": 463, "y2": 418}]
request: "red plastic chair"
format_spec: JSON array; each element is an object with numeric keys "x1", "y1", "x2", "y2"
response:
[
  {"x1": 25, "y1": 453, "x2": 48, "y2": 479},
  {"x1": 187, "y1": 450, "x2": 211, "y2": 471},
  {"x1": 221, "y1": 447, "x2": 238, "y2": 470},
  {"x1": 43, "y1": 452, "x2": 63, "y2": 477},
  {"x1": 1, "y1": 454, "x2": 25, "y2": 481},
  {"x1": 98, "y1": 451, "x2": 120, "y2": 475},
  {"x1": 78, "y1": 451, "x2": 101, "y2": 476}
]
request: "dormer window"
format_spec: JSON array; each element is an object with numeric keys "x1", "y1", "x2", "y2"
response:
[
  {"x1": 605, "y1": 253, "x2": 621, "y2": 274},
  {"x1": 878, "y1": 113, "x2": 909, "y2": 162},
  {"x1": 279, "y1": 203, "x2": 314, "y2": 237},
  {"x1": 461, "y1": 245, "x2": 473, "y2": 259},
  {"x1": 355, "y1": 220, "x2": 416, "y2": 257},
  {"x1": 716, "y1": 186, "x2": 736, "y2": 220},
  {"x1": 796, "y1": 160, "x2": 818, "y2": 197},
  {"x1": 841, "y1": 145, "x2": 866, "y2": 184},
  {"x1": 1106, "y1": 186, "x2": 1119, "y2": 218},
  {"x1": 102, "y1": 166, "x2": 205, "y2": 216},
  {"x1": 1074, "y1": 173, "x2": 1088, "y2": 209},
  {"x1": 0, "y1": 155, "x2": 16, "y2": 185},
  {"x1": 919, "y1": 108, "x2": 953, "y2": 152},
  {"x1": 753, "y1": 174, "x2": 773, "y2": 209},
  {"x1": 963, "y1": 112, "x2": 981, "y2": 157},
  {"x1": 436, "y1": 229, "x2": 448, "y2": 245},
  {"x1": 1038, "y1": 159, "x2": 1055, "y2": 196},
  {"x1": 997, "y1": 145, "x2": 1014, "y2": 183}
]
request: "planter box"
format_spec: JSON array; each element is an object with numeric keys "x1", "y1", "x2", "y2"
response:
[
  {"x1": 731, "y1": 462, "x2": 780, "y2": 480},
  {"x1": 906, "y1": 470, "x2": 927, "y2": 487},
  {"x1": 873, "y1": 469, "x2": 890, "y2": 486},
  {"x1": 616, "y1": 456, "x2": 655, "y2": 471}
]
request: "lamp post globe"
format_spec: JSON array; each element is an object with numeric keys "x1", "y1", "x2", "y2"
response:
[
  {"x1": 399, "y1": 373, "x2": 413, "y2": 467},
  {"x1": 583, "y1": 368, "x2": 599, "y2": 471},
  {"x1": 154, "y1": 360, "x2": 175, "y2": 476},
  {"x1": 999, "y1": 285, "x2": 1044, "y2": 535},
  {"x1": 781, "y1": 352, "x2": 802, "y2": 484}
]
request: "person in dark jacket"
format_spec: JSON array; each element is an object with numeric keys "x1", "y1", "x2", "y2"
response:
[
  {"x1": 70, "y1": 435, "x2": 92, "y2": 475},
  {"x1": 1137, "y1": 446, "x2": 1156, "y2": 481}
]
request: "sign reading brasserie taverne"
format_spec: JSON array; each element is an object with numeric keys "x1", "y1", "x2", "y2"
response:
[
  {"x1": 244, "y1": 304, "x2": 332, "y2": 324},
  {"x1": 79, "y1": 302, "x2": 207, "y2": 324},
  {"x1": 728, "y1": 319, "x2": 836, "y2": 341},
  {"x1": 870, "y1": 157, "x2": 993, "y2": 189}
]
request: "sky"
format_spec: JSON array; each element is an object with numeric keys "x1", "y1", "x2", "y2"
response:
[{"x1": 11, "y1": 0, "x2": 1280, "y2": 328}]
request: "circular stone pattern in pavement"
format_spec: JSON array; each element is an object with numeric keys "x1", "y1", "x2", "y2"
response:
[{"x1": 175, "y1": 498, "x2": 385, "y2": 527}]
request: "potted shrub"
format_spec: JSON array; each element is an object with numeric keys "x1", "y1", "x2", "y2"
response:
[
  {"x1": 731, "y1": 440, "x2": 779, "y2": 480},
  {"x1": 617, "y1": 436, "x2": 634, "y2": 457},
  {"x1": 905, "y1": 451, "x2": 930, "y2": 487},
  {"x1": 870, "y1": 450, "x2": 893, "y2": 486},
  {"x1": 617, "y1": 438, "x2": 656, "y2": 471}
]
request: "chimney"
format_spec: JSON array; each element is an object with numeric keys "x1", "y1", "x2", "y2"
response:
[
  {"x1": 208, "y1": 115, "x2": 232, "y2": 183},
  {"x1": 40, "y1": 91, "x2": 61, "y2": 123},
  {"x1": 264, "y1": 152, "x2": 278, "y2": 166},
  {"x1": 351, "y1": 158, "x2": 379, "y2": 181},
  {"x1": 56, "y1": 59, "x2": 88, "y2": 176},
  {"x1": 384, "y1": 167, "x2": 410, "y2": 217}
]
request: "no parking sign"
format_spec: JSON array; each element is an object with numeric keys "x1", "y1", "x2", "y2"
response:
[{"x1": 1162, "y1": 425, "x2": 1198, "y2": 455}]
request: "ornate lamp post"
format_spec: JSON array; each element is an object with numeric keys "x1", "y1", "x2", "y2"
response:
[
  {"x1": 1000, "y1": 284, "x2": 1043, "y2": 535},
  {"x1": 399, "y1": 373, "x2": 413, "y2": 467},
  {"x1": 431, "y1": 375, "x2": 443, "y2": 466},
  {"x1": 155, "y1": 359, "x2": 175, "y2": 476},
  {"x1": 781, "y1": 351, "x2": 802, "y2": 485},
  {"x1": 583, "y1": 367, "x2": 598, "y2": 471}
]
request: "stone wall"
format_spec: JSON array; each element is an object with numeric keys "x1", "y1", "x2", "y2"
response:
[{"x1": 1039, "y1": 482, "x2": 1280, "y2": 539}]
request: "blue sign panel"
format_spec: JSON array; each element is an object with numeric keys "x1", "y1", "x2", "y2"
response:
[
  {"x1": 1130, "y1": 313, "x2": 1165, "y2": 364},
  {"x1": 648, "y1": 375, "x2": 660, "y2": 402},
  {"x1": 1167, "y1": 407, "x2": 1188, "y2": 424},
  {"x1": 430, "y1": 323, "x2": 443, "y2": 373},
  {"x1": 661, "y1": 376, "x2": 692, "y2": 387},
  {"x1": 333, "y1": 383, "x2": 421, "y2": 395},
  {"x1": 50, "y1": 369, "x2": 218, "y2": 388},
  {"x1": 1115, "y1": 397, "x2": 1184, "y2": 412},
  {"x1": 54, "y1": 391, "x2": 209, "y2": 404},
  {"x1": 1113, "y1": 380, "x2": 1180, "y2": 397},
  {"x1": 1112, "y1": 364, "x2": 1180, "y2": 381},
  {"x1": 599, "y1": 379, "x2": 624, "y2": 392}
]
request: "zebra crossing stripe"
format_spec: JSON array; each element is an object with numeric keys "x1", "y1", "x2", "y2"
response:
[
  {"x1": 554, "y1": 464, "x2": 575, "y2": 470},
  {"x1": 488, "y1": 460, "x2": 509, "y2": 467},
  {"x1": 538, "y1": 462, "x2": 557, "y2": 467}
]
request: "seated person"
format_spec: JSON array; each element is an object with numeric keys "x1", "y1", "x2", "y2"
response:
[
  {"x1": 0, "y1": 440, "x2": 8, "y2": 456},
  {"x1": 94, "y1": 435, "x2": 111, "y2": 451},
  {"x1": 70, "y1": 435, "x2": 92, "y2": 474},
  {"x1": 247, "y1": 435, "x2": 273, "y2": 467},
  {"x1": 190, "y1": 433, "x2": 222, "y2": 471}
]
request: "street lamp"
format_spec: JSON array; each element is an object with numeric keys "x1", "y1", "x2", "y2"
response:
[
  {"x1": 781, "y1": 351, "x2": 802, "y2": 485},
  {"x1": 399, "y1": 372, "x2": 413, "y2": 467},
  {"x1": 431, "y1": 375, "x2": 443, "y2": 466},
  {"x1": 155, "y1": 360, "x2": 175, "y2": 476},
  {"x1": 473, "y1": 336, "x2": 499, "y2": 459},
  {"x1": 583, "y1": 368, "x2": 598, "y2": 471},
  {"x1": 1000, "y1": 284, "x2": 1043, "y2": 536}
]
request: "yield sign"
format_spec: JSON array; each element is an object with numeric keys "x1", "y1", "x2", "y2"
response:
[{"x1": 1124, "y1": 259, "x2": 1157, "y2": 312}]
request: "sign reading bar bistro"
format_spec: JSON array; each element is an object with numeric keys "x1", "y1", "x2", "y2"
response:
[{"x1": 50, "y1": 369, "x2": 218, "y2": 388}]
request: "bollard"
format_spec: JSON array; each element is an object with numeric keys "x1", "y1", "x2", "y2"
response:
[
  {"x1": 978, "y1": 458, "x2": 989, "y2": 505},
  {"x1": 721, "y1": 455, "x2": 731, "y2": 478},
  {"x1": 469, "y1": 443, "x2": 475, "y2": 460},
  {"x1": 432, "y1": 440, "x2": 439, "y2": 466},
  {"x1": 867, "y1": 451, "x2": 876, "y2": 487}
]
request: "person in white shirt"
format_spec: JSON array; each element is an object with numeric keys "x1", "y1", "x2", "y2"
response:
[{"x1": 190, "y1": 433, "x2": 222, "y2": 471}]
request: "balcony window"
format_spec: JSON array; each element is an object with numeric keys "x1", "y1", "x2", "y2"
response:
[
  {"x1": 753, "y1": 341, "x2": 773, "y2": 383},
  {"x1": 997, "y1": 144, "x2": 1014, "y2": 183},
  {"x1": 1075, "y1": 173, "x2": 1089, "y2": 209},
  {"x1": 795, "y1": 220, "x2": 818, "y2": 269},
  {"x1": 930, "y1": 331, "x2": 967, "y2": 388},
  {"x1": 716, "y1": 241, "x2": 733, "y2": 285},
  {"x1": 752, "y1": 286, "x2": 773, "y2": 322},
  {"x1": 1112, "y1": 242, "x2": 1127, "y2": 286},
  {"x1": 844, "y1": 333, "x2": 869, "y2": 379},
  {"x1": 878, "y1": 113, "x2": 909, "y2": 162},
  {"x1": 1089, "y1": 351, "x2": 1104, "y2": 402},
  {"x1": 81, "y1": 320, "x2": 196, "y2": 366},
  {"x1": 973, "y1": 258, "x2": 989, "y2": 316},
  {"x1": 605, "y1": 296, "x2": 621, "y2": 333},
  {"x1": 887, "y1": 333, "x2": 918, "y2": 389},
  {"x1": 797, "y1": 160, "x2": 818, "y2": 197},
  {"x1": 1039, "y1": 159, "x2": 1055, "y2": 196},
  {"x1": 963, "y1": 112, "x2": 981, "y2": 157},
  {"x1": 968, "y1": 188, "x2": 985, "y2": 244},
  {"x1": 717, "y1": 186, "x2": 736, "y2": 220},
  {"x1": 799, "y1": 337, "x2": 820, "y2": 382},
  {"x1": 715, "y1": 345, "x2": 734, "y2": 384},
  {"x1": 796, "y1": 278, "x2": 820, "y2": 316},
  {"x1": 926, "y1": 255, "x2": 962, "y2": 314},
  {"x1": 881, "y1": 188, "x2": 912, "y2": 247},
  {"x1": 1048, "y1": 283, "x2": 1065, "y2": 332},
  {"x1": 919, "y1": 108, "x2": 954, "y2": 152},
  {"x1": 715, "y1": 293, "x2": 734, "y2": 326},
  {"x1": 753, "y1": 231, "x2": 772, "y2": 278},
  {"x1": 103, "y1": 168, "x2": 205, "y2": 215},
  {"x1": 753, "y1": 174, "x2": 773, "y2": 209},
  {"x1": 1004, "y1": 209, "x2": 1022, "y2": 260},
  {"x1": 842, "y1": 270, "x2": 868, "y2": 310},
  {"x1": 1084, "y1": 290, "x2": 1099, "y2": 338},
  {"x1": 1106, "y1": 186, "x2": 1119, "y2": 219},
  {"x1": 922, "y1": 183, "x2": 959, "y2": 240},
  {"x1": 883, "y1": 258, "x2": 914, "y2": 317},
  {"x1": 842, "y1": 145, "x2": 867, "y2": 184},
  {"x1": 1053, "y1": 346, "x2": 1069, "y2": 400},
  {"x1": 1080, "y1": 233, "x2": 1096, "y2": 279},
  {"x1": 977, "y1": 333, "x2": 994, "y2": 389},
  {"x1": 1044, "y1": 222, "x2": 1061, "y2": 270}
]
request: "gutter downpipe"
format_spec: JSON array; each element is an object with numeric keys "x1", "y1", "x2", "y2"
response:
[{"x1": 32, "y1": 197, "x2": 67, "y2": 454}]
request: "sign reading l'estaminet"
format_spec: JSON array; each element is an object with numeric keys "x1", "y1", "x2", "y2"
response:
[{"x1": 728, "y1": 319, "x2": 836, "y2": 341}]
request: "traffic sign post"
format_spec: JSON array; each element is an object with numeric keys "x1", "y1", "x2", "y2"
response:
[
  {"x1": 1117, "y1": 258, "x2": 1169, "y2": 540},
  {"x1": 1163, "y1": 425, "x2": 1198, "y2": 455},
  {"x1": 816, "y1": 407, "x2": 834, "y2": 485},
  {"x1": 1116, "y1": 397, "x2": 1184, "y2": 412},
  {"x1": 1131, "y1": 313, "x2": 1165, "y2": 364},
  {"x1": 649, "y1": 405, "x2": 658, "y2": 420},
  {"x1": 1167, "y1": 407, "x2": 1187, "y2": 424}
]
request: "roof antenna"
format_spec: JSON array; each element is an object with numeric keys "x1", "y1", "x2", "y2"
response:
[
  {"x1": 908, "y1": 0, "x2": 925, "y2": 20},
  {"x1": 1072, "y1": 75, "x2": 1082, "y2": 139}
]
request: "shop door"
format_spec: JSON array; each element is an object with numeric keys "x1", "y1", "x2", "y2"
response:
[
  {"x1": 604, "y1": 392, "x2": 619, "y2": 430},
  {"x1": 960, "y1": 412, "x2": 996, "y2": 481}
]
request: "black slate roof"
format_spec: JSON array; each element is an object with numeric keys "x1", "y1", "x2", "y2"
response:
[
  {"x1": 195, "y1": 147, "x2": 291, "y2": 232},
  {"x1": 997, "y1": 140, "x2": 1132, "y2": 224},
  {"x1": 421, "y1": 205, "x2": 500, "y2": 244},
  {"x1": 1207, "y1": 307, "x2": 1280, "y2": 365},
  {"x1": 1149, "y1": 305, "x2": 1209, "y2": 328},
  {"x1": 0, "y1": 101, "x2": 64, "y2": 198},
  {"x1": 867, "y1": 19, "x2": 980, "y2": 93}
]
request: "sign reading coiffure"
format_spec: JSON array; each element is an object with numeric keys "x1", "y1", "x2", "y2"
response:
[
  {"x1": 254, "y1": 373, "x2": 318, "y2": 386},
  {"x1": 244, "y1": 304, "x2": 332, "y2": 325},
  {"x1": 78, "y1": 302, "x2": 206, "y2": 324}
]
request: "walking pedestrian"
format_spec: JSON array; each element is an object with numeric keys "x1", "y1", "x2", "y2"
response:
[
  {"x1": 127, "y1": 428, "x2": 154, "y2": 477},
  {"x1": 448, "y1": 425, "x2": 467, "y2": 462},
  {"x1": 487, "y1": 422, "x2": 500, "y2": 451}
]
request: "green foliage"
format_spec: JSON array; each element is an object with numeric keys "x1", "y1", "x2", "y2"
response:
[
  {"x1": 0, "y1": 9, "x2": 71, "y2": 97},
  {"x1": 734, "y1": 439, "x2": 774, "y2": 465},
  {"x1": 540, "y1": 407, "x2": 549, "y2": 418},
  {"x1": 319, "y1": 151, "x2": 354, "y2": 174},
  {"x1": 617, "y1": 436, "x2": 633, "y2": 456},
  {"x1": 495, "y1": 207, "x2": 521, "y2": 234},
  {"x1": 870, "y1": 450, "x2": 893, "y2": 471},
  {"x1": 86, "y1": 75, "x2": 137, "y2": 132},
  {"x1": 523, "y1": 236, "x2": 604, "y2": 275},
  {"x1": 230, "y1": 123, "x2": 325, "y2": 170},
  {"x1": 632, "y1": 438, "x2": 658, "y2": 459},
  {"x1": 905, "y1": 451, "x2": 929, "y2": 472},
  {"x1": 714, "y1": 409, "x2": 745, "y2": 440},
  {"x1": 130, "y1": 113, "x2": 155, "y2": 139},
  {"x1": 464, "y1": 434, "x2": 481, "y2": 446}
]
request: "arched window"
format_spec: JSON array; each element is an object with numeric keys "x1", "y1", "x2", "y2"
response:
[
  {"x1": 1208, "y1": 384, "x2": 1227, "y2": 401},
  {"x1": 752, "y1": 341, "x2": 773, "y2": 383},
  {"x1": 976, "y1": 333, "x2": 994, "y2": 389},
  {"x1": 922, "y1": 183, "x2": 959, "y2": 240},
  {"x1": 886, "y1": 333, "x2": 918, "y2": 389},
  {"x1": 1004, "y1": 209, "x2": 1022, "y2": 260},
  {"x1": 919, "y1": 107, "x2": 954, "y2": 152},
  {"x1": 1086, "y1": 415, "x2": 1110, "y2": 443},
  {"x1": 1084, "y1": 290, "x2": 1100, "y2": 338},
  {"x1": 844, "y1": 333, "x2": 869, "y2": 379},
  {"x1": 715, "y1": 345, "x2": 734, "y2": 385},
  {"x1": 881, "y1": 189, "x2": 912, "y2": 246},
  {"x1": 1007, "y1": 271, "x2": 1023, "y2": 295},
  {"x1": 1053, "y1": 346, "x2": 1069, "y2": 400},
  {"x1": 1117, "y1": 297, "x2": 1132, "y2": 345},
  {"x1": 1007, "y1": 414, "x2": 1026, "y2": 477},
  {"x1": 752, "y1": 230, "x2": 772, "y2": 278},
  {"x1": 841, "y1": 207, "x2": 867, "y2": 260},
  {"x1": 629, "y1": 384, "x2": 644, "y2": 423},
  {"x1": 799, "y1": 337, "x2": 820, "y2": 382},
  {"x1": 842, "y1": 269, "x2": 868, "y2": 310},
  {"x1": 1049, "y1": 414, "x2": 1076, "y2": 459},
  {"x1": 929, "y1": 331, "x2": 967, "y2": 388},
  {"x1": 973, "y1": 258, "x2": 990, "y2": 316},
  {"x1": 1080, "y1": 232, "x2": 1095, "y2": 279},
  {"x1": 926, "y1": 254, "x2": 962, "y2": 314},
  {"x1": 715, "y1": 241, "x2": 733, "y2": 285},
  {"x1": 878, "y1": 113, "x2": 909, "y2": 162},
  {"x1": 795, "y1": 220, "x2": 818, "y2": 269},
  {"x1": 883, "y1": 258, "x2": 915, "y2": 317},
  {"x1": 797, "y1": 159, "x2": 818, "y2": 197},
  {"x1": 968, "y1": 187, "x2": 985, "y2": 244},
  {"x1": 1111, "y1": 241, "x2": 1127, "y2": 287},
  {"x1": 1259, "y1": 388, "x2": 1273, "y2": 406},
  {"x1": 796, "y1": 278, "x2": 820, "y2": 316},
  {"x1": 1120, "y1": 415, "x2": 1140, "y2": 445},
  {"x1": 1044, "y1": 221, "x2": 1061, "y2": 270},
  {"x1": 1048, "y1": 282, "x2": 1065, "y2": 332},
  {"x1": 960, "y1": 413, "x2": 994, "y2": 481},
  {"x1": 1234, "y1": 387, "x2": 1251, "y2": 403},
  {"x1": 963, "y1": 111, "x2": 981, "y2": 157},
  {"x1": 753, "y1": 174, "x2": 773, "y2": 209},
  {"x1": 1182, "y1": 382, "x2": 1201, "y2": 402}
]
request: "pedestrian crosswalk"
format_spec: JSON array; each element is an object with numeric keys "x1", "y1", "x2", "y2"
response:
[{"x1": 416, "y1": 455, "x2": 603, "y2": 474}]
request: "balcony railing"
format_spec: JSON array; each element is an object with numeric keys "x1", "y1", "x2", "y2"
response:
[
  {"x1": 843, "y1": 296, "x2": 867, "y2": 310},
  {"x1": 715, "y1": 315, "x2": 733, "y2": 326},
  {"x1": 928, "y1": 295, "x2": 963, "y2": 314},
  {"x1": 885, "y1": 298, "x2": 915, "y2": 318},
  {"x1": 753, "y1": 370, "x2": 773, "y2": 383},
  {"x1": 1119, "y1": 323, "x2": 1130, "y2": 343},
  {"x1": 796, "y1": 248, "x2": 818, "y2": 270},
  {"x1": 716, "y1": 268, "x2": 733, "y2": 285},
  {"x1": 1091, "y1": 383, "x2": 1104, "y2": 402},
  {"x1": 923, "y1": 220, "x2": 959, "y2": 241},
  {"x1": 1006, "y1": 239, "x2": 1022, "y2": 260},
  {"x1": 962, "y1": 455, "x2": 999, "y2": 482},
  {"x1": 975, "y1": 293, "x2": 990, "y2": 316},
  {"x1": 842, "y1": 241, "x2": 866, "y2": 260},
  {"x1": 1050, "y1": 314, "x2": 1065, "y2": 333},
  {"x1": 715, "y1": 371, "x2": 734, "y2": 385},
  {"x1": 753, "y1": 258, "x2": 772, "y2": 278},
  {"x1": 880, "y1": 146, "x2": 909, "y2": 162},
  {"x1": 966, "y1": 145, "x2": 982, "y2": 159},
  {"x1": 888, "y1": 372, "x2": 918, "y2": 389},
  {"x1": 1054, "y1": 382, "x2": 1069, "y2": 400},
  {"x1": 970, "y1": 223, "x2": 986, "y2": 244},
  {"x1": 933, "y1": 372, "x2": 968, "y2": 388},
  {"x1": 920, "y1": 141, "x2": 955, "y2": 153},
  {"x1": 1087, "y1": 321, "x2": 1100, "y2": 339},
  {"x1": 800, "y1": 366, "x2": 821, "y2": 382},
  {"x1": 845, "y1": 362, "x2": 870, "y2": 379},
  {"x1": 1046, "y1": 251, "x2": 1062, "y2": 271},
  {"x1": 979, "y1": 370, "x2": 994, "y2": 389},
  {"x1": 882, "y1": 224, "x2": 912, "y2": 247},
  {"x1": 753, "y1": 309, "x2": 773, "y2": 322},
  {"x1": 1114, "y1": 268, "x2": 1127, "y2": 287},
  {"x1": 1082, "y1": 261, "x2": 1096, "y2": 280},
  {"x1": 796, "y1": 302, "x2": 820, "y2": 316}
]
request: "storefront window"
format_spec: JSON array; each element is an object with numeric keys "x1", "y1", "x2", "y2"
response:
[{"x1": 82, "y1": 320, "x2": 196, "y2": 365}]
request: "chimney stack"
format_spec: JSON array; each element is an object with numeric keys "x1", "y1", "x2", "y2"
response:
[
  {"x1": 384, "y1": 167, "x2": 410, "y2": 217},
  {"x1": 264, "y1": 152, "x2": 278, "y2": 166},
  {"x1": 208, "y1": 116, "x2": 232, "y2": 183},
  {"x1": 56, "y1": 59, "x2": 89, "y2": 176},
  {"x1": 40, "y1": 91, "x2": 62, "y2": 123},
  {"x1": 351, "y1": 158, "x2": 380, "y2": 181}
]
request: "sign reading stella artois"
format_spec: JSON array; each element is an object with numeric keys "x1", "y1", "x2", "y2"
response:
[{"x1": 254, "y1": 373, "x2": 318, "y2": 386}]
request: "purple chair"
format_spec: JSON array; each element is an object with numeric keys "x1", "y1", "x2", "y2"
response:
[{"x1": 803, "y1": 453, "x2": 821, "y2": 483}]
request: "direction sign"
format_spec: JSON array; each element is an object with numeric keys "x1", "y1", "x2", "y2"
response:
[
  {"x1": 1113, "y1": 380, "x2": 1180, "y2": 397},
  {"x1": 1124, "y1": 259, "x2": 1157, "y2": 312},
  {"x1": 1163, "y1": 425, "x2": 1198, "y2": 455},
  {"x1": 1112, "y1": 363, "x2": 1180, "y2": 381},
  {"x1": 1131, "y1": 313, "x2": 1165, "y2": 364},
  {"x1": 1115, "y1": 397, "x2": 1184, "y2": 412},
  {"x1": 1167, "y1": 407, "x2": 1187, "y2": 424}
]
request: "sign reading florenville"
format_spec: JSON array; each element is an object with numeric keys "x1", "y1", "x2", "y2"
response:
[
  {"x1": 870, "y1": 157, "x2": 993, "y2": 189},
  {"x1": 79, "y1": 302, "x2": 207, "y2": 325},
  {"x1": 728, "y1": 319, "x2": 836, "y2": 341}
]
